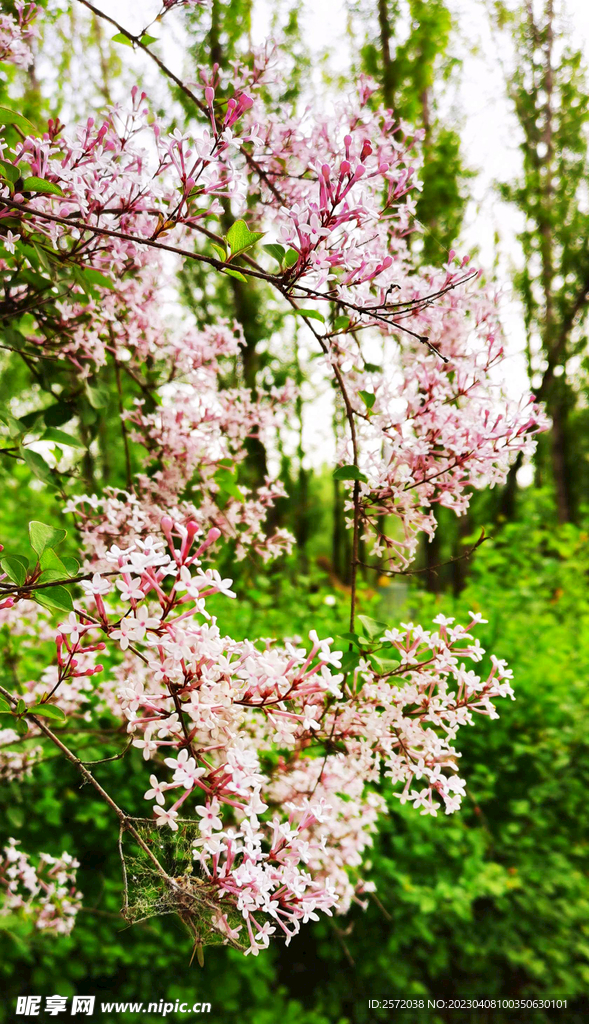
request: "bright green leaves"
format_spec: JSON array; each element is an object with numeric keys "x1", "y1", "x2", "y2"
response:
[
  {"x1": 214, "y1": 461, "x2": 245, "y2": 503},
  {"x1": 0, "y1": 107, "x2": 38, "y2": 134},
  {"x1": 263, "y1": 243, "x2": 299, "y2": 270},
  {"x1": 338, "y1": 614, "x2": 401, "y2": 679},
  {"x1": 0, "y1": 694, "x2": 67, "y2": 733},
  {"x1": 359, "y1": 390, "x2": 376, "y2": 413},
  {"x1": 22, "y1": 177, "x2": 65, "y2": 197},
  {"x1": 287, "y1": 308, "x2": 325, "y2": 323},
  {"x1": 225, "y1": 219, "x2": 265, "y2": 258},
  {"x1": 211, "y1": 221, "x2": 266, "y2": 282},
  {"x1": 0, "y1": 521, "x2": 77, "y2": 616},
  {"x1": 41, "y1": 427, "x2": 85, "y2": 450},
  {"x1": 29, "y1": 521, "x2": 67, "y2": 557},
  {"x1": 111, "y1": 31, "x2": 158, "y2": 48},
  {"x1": 357, "y1": 614, "x2": 389, "y2": 639},
  {"x1": 0, "y1": 555, "x2": 28, "y2": 586},
  {"x1": 111, "y1": 32, "x2": 134, "y2": 47},
  {"x1": 333, "y1": 464, "x2": 368, "y2": 483}
]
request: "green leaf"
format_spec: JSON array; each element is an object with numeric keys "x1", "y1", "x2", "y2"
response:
[
  {"x1": 359, "y1": 390, "x2": 376, "y2": 411},
  {"x1": 29, "y1": 521, "x2": 67, "y2": 557},
  {"x1": 333, "y1": 315, "x2": 351, "y2": 330},
  {"x1": 284, "y1": 249, "x2": 299, "y2": 268},
  {"x1": 288, "y1": 309, "x2": 325, "y2": 323},
  {"x1": 42, "y1": 402, "x2": 73, "y2": 427},
  {"x1": 369, "y1": 653, "x2": 402, "y2": 674},
  {"x1": 223, "y1": 268, "x2": 247, "y2": 283},
  {"x1": 364, "y1": 362, "x2": 382, "y2": 373},
  {"x1": 211, "y1": 243, "x2": 227, "y2": 262},
  {"x1": 263, "y1": 243, "x2": 286, "y2": 265},
  {"x1": 22, "y1": 448, "x2": 52, "y2": 484},
  {"x1": 341, "y1": 650, "x2": 362, "y2": 673},
  {"x1": 33, "y1": 585, "x2": 74, "y2": 615},
  {"x1": 38, "y1": 569, "x2": 69, "y2": 584},
  {"x1": 85, "y1": 383, "x2": 109, "y2": 409},
  {"x1": 0, "y1": 410, "x2": 26, "y2": 437},
  {"x1": 0, "y1": 107, "x2": 38, "y2": 134},
  {"x1": 215, "y1": 469, "x2": 245, "y2": 503},
  {"x1": 140, "y1": 34, "x2": 158, "y2": 45},
  {"x1": 0, "y1": 159, "x2": 19, "y2": 183},
  {"x1": 14, "y1": 717, "x2": 28, "y2": 737},
  {"x1": 0, "y1": 697, "x2": 12, "y2": 714},
  {"x1": 16, "y1": 699, "x2": 26, "y2": 715},
  {"x1": 28, "y1": 704, "x2": 67, "y2": 723},
  {"x1": 80, "y1": 267, "x2": 115, "y2": 291},
  {"x1": 111, "y1": 32, "x2": 134, "y2": 47},
  {"x1": 333, "y1": 464, "x2": 368, "y2": 483},
  {"x1": 225, "y1": 219, "x2": 265, "y2": 257},
  {"x1": 22, "y1": 177, "x2": 65, "y2": 197},
  {"x1": 42, "y1": 427, "x2": 84, "y2": 449},
  {"x1": 357, "y1": 614, "x2": 389, "y2": 640},
  {"x1": 0, "y1": 556, "x2": 27, "y2": 586},
  {"x1": 61, "y1": 556, "x2": 80, "y2": 577}
]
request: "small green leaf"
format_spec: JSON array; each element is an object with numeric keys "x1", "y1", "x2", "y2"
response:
[
  {"x1": 369, "y1": 653, "x2": 402, "y2": 674},
  {"x1": 14, "y1": 717, "x2": 28, "y2": 737},
  {"x1": 341, "y1": 650, "x2": 362, "y2": 673},
  {"x1": 0, "y1": 410, "x2": 26, "y2": 437},
  {"x1": 333, "y1": 315, "x2": 351, "y2": 331},
  {"x1": 263, "y1": 243, "x2": 286, "y2": 265},
  {"x1": 22, "y1": 176, "x2": 65, "y2": 197},
  {"x1": 359, "y1": 390, "x2": 376, "y2": 411},
  {"x1": 111, "y1": 32, "x2": 134, "y2": 47},
  {"x1": 16, "y1": 699, "x2": 26, "y2": 715},
  {"x1": 284, "y1": 249, "x2": 299, "y2": 268},
  {"x1": 0, "y1": 107, "x2": 38, "y2": 134},
  {"x1": 60, "y1": 556, "x2": 80, "y2": 577},
  {"x1": 223, "y1": 268, "x2": 247, "y2": 283},
  {"x1": 28, "y1": 704, "x2": 67, "y2": 723},
  {"x1": 215, "y1": 469, "x2": 245, "y2": 503},
  {"x1": 42, "y1": 427, "x2": 84, "y2": 449},
  {"x1": 33, "y1": 585, "x2": 74, "y2": 614},
  {"x1": 29, "y1": 521, "x2": 67, "y2": 557},
  {"x1": 0, "y1": 159, "x2": 19, "y2": 183},
  {"x1": 140, "y1": 34, "x2": 158, "y2": 45},
  {"x1": 333, "y1": 464, "x2": 368, "y2": 483},
  {"x1": 357, "y1": 614, "x2": 389, "y2": 640},
  {"x1": 0, "y1": 556, "x2": 27, "y2": 586},
  {"x1": 85, "y1": 383, "x2": 109, "y2": 409},
  {"x1": 288, "y1": 309, "x2": 325, "y2": 323},
  {"x1": 364, "y1": 362, "x2": 382, "y2": 373},
  {"x1": 211, "y1": 243, "x2": 227, "y2": 262},
  {"x1": 22, "y1": 448, "x2": 52, "y2": 484},
  {"x1": 0, "y1": 697, "x2": 12, "y2": 714},
  {"x1": 225, "y1": 219, "x2": 265, "y2": 257},
  {"x1": 79, "y1": 267, "x2": 115, "y2": 291}
]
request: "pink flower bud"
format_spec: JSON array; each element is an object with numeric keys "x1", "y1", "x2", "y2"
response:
[
  {"x1": 360, "y1": 140, "x2": 372, "y2": 161},
  {"x1": 353, "y1": 165, "x2": 365, "y2": 180},
  {"x1": 321, "y1": 163, "x2": 331, "y2": 180},
  {"x1": 205, "y1": 86, "x2": 214, "y2": 105},
  {"x1": 340, "y1": 160, "x2": 351, "y2": 175}
]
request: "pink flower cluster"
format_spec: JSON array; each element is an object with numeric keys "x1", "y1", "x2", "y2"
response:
[
  {"x1": 0, "y1": 839, "x2": 82, "y2": 935},
  {"x1": 0, "y1": 1, "x2": 548, "y2": 955},
  {"x1": 0, "y1": 2, "x2": 38, "y2": 69},
  {"x1": 14, "y1": 518, "x2": 509, "y2": 952}
]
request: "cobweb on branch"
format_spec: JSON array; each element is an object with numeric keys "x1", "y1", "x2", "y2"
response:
[{"x1": 117, "y1": 821, "x2": 246, "y2": 959}]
